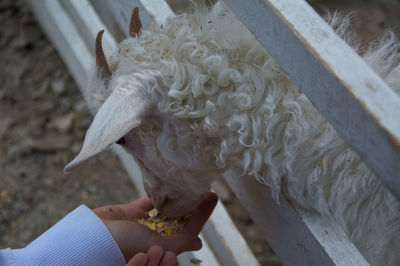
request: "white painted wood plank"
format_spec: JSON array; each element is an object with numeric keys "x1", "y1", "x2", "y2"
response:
[
  {"x1": 223, "y1": 0, "x2": 400, "y2": 200},
  {"x1": 30, "y1": 0, "x2": 92, "y2": 89},
  {"x1": 202, "y1": 199, "x2": 260, "y2": 266},
  {"x1": 138, "y1": 0, "x2": 175, "y2": 25},
  {"x1": 224, "y1": 172, "x2": 370, "y2": 266},
  {"x1": 59, "y1": 0, "x2": 118, "y2": 57},
  {"x1": 180, "y1": 233, "x2": 221, "y2": 266}
]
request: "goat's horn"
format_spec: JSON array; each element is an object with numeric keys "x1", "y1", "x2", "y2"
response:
[
  {"x1": 129, "y1": 7, "x2": 142, "y2": 38},
  {"x1": 96, "y1": 30, "x2": 111, "y2": 78}
]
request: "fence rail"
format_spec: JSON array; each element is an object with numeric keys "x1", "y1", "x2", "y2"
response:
[{"x1": 224, "y1": 0, "x2": 400, "y2": 200}]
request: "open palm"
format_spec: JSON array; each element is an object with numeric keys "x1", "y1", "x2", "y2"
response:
[{"x1": 93, "y1": 192, "x2": 218, "y2": 264}]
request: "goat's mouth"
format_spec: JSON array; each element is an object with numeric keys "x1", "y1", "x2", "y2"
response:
[
  {"x1": 158, "y1": 204, "x2": 195, "y2": 218},
  {"x1": 146, "y1": 191, "x2": 202, "y2": 218}
]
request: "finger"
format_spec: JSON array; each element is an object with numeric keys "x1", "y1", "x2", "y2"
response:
[
  {"x1": 160, "y1": 251, "x2": 177, "y2": 266},
  {"x1": 94, "y1": 198, "x2": 154, "y2": 220},
  {"x1": 104, "y1": 218, "x2": 203, "y2": 258},
  {"x1": 93, "y1": 205, "x2": 128, "y2": 220},
  {"x1": 119, "y1": 197, "x2": 154, "y2": 218},
  {"x1": 156, "y1": 235, "x2": 202, "y2": 254},
  {"x1": 127, "y1": 252, "x2": 148, "y2": 266},
  {"x1": 180, "y1": 192, "x2": 218, "y2": 235},
  {"x1": 146, "y1": 246, "x2": 164, "y2": 266}
]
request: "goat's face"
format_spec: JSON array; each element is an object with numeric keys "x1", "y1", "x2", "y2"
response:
[
  {"x1": 64, "y1": 70, "x2": 217, "y2": 217},
  {"x1": 64, "y1": 8, "x2": 223, "y2": 217},
  {"x1": 119, "y1": 125, "x2": 215, "y2": 217}
]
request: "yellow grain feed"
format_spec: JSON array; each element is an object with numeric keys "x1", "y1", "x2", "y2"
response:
[{"x1": 134, "y1": 208, "x2": 185, "y2": 236}]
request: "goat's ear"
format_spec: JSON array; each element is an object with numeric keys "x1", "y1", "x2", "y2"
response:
[{"x1": 64, "y1": 90, "x2": 150, "y2": 173}]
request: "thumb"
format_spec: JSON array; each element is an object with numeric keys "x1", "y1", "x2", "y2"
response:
[{"x1": 157, "y1": 235, "x2": 202, "y2": 254}]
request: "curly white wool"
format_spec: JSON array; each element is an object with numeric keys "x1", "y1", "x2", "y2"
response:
[{"x1": 85, "y1": 3, "x2": 400, "y2": 265}]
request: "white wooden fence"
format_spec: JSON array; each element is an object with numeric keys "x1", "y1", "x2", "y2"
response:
[{"x1": 29, "y1": 0, "x2": 400, "y2": 265}]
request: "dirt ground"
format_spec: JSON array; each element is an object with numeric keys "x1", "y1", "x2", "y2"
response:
[
  {"x1": 0, "y1": 0, "x2": 399, "y2": 265},
  {"x1": 0, "y1": 0, "x2": 140, "y2": 249}
]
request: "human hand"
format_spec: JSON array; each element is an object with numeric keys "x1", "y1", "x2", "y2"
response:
[
  {"x1": 127, "y1": 245, "x2": 176, "y2": 266},
  {"x1": 93, "y1": 192, "x2": 218, "y2": 262}
]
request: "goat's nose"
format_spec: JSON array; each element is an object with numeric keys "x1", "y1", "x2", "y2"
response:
[{"x1": 152, "y1": 193, "x2": 167, "y2": 210}]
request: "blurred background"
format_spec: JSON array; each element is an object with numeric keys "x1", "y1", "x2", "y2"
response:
[{"x1": 0, "y1": 0, "x2": 399, "y2": 265}]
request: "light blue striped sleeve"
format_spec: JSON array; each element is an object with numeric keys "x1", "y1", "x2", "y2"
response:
[{"x1": 0, "y1": 205, "x2": 126, "y2": 266}]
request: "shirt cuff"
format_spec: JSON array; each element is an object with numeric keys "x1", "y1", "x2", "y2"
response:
[
  {"x1": 0, "y1": 248, "x2": 18, "y2": 266},
  {"x1": 10, "y1": 205, "x2": 125, "y2": 266}
]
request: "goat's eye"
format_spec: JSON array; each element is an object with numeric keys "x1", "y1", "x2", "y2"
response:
[{"x1": 116, "y1": 137, "x2": 126, "y2": 145}]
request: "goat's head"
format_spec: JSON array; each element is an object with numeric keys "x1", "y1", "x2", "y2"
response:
[{"x1": 64, "y1": 8, "x2": 219, "y2": 217}]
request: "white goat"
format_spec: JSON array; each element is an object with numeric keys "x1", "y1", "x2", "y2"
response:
[{"x1": 65, "y1": 3, "x2": 400, "y2": 265}]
